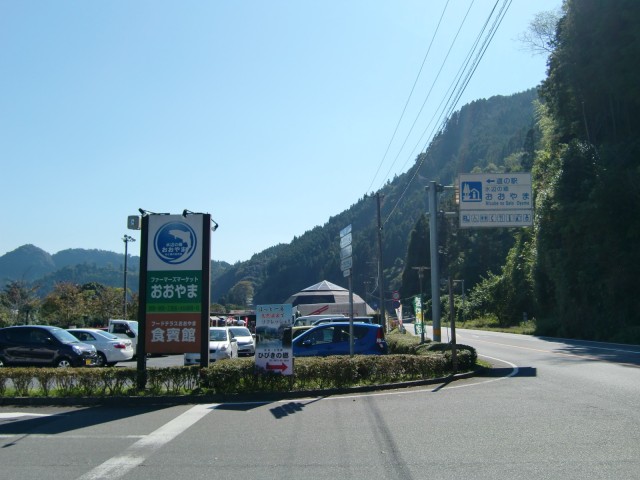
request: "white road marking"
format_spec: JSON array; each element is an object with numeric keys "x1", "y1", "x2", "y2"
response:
[
  {"x1": 76, "y1": 404, "x2": 216, "y2": 480},
  {"x1": 0, "y1": 412, "x2": 55, "y2": 419},
  {"x1": 0, "y1": 434, "x2": 145, "y2": 439}
]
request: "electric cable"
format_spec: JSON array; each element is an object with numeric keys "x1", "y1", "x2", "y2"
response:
[
  {"x1": 382, "y1": 0, "x2": 513, "y2": 226},
  {"x1": 365, "y1": 0, "x2": 451, "y2": 194}
]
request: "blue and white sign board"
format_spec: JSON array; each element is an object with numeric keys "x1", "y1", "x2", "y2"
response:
[{"x1": 459, "y1": 173, "x2": 533, "y2": 228}]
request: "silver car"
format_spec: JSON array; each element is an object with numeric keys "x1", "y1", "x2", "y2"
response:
[
  {"x1": 228, "y1": 326, "x2": 255, "y2": 357},
  {"x1": 67, "y1": 328, "x2": 134, "y2": 367},
  {"x1": 184, "y1": 327, "x2": 238, "y2": 366}
]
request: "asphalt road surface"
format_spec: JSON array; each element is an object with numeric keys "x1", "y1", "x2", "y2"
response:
[{"x1": 1, "y1": 326, "x2": 639, "y2": 480}]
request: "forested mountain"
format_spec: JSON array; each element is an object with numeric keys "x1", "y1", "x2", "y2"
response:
[
  {"x1": 220, "y1": 89, "x2": 539, "y2": 307},
  {"x1": 1, "y1": 89, "x2": 538, "y2": 309},
  {"x1": 0, "y1": 245, "x2": 231, "y2": 297}
]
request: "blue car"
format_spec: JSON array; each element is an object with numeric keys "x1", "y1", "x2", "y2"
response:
[{"x1": 292, "y1": 322, "x2": 388, "y2": 357}]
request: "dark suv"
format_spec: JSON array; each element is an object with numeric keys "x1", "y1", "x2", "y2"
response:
[{"x1": 0, "y1": 325, "x2": 98, "y2": 368}]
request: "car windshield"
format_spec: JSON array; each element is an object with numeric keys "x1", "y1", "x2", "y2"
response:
[
  {"x1": 229, "y1": 327, "x2": 251, "y2": 337},
  {"x1": 51, "y1": 328, "x2": 82, "y2": 344},
  {"x1": 210, "y1": 329, "x2": 228, "y2": 341}
]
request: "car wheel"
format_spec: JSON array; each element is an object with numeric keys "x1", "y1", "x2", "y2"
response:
[
  {"x1": 56, "y1": 357, "x2": 72, "y2": 368},
  {"x1": 96, "y1": 352, "x2": 107, "y2": 367}
]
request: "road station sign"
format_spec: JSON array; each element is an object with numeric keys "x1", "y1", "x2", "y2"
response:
[
  {"x1": 340, "y1": 224, "x2": 352, "y2": 237},
  {"x1": 340, "y1": 233, "x2": 352, "y2": 249},
  {"x1": 459, "y1": 173, "x2": 533, "y2": 228},
  {"x1": 340, "y1": 256, "x2": 353, "y2": 271},
  {"x1": 340, "y1": 224, "x2": 353, "y2": 276}
]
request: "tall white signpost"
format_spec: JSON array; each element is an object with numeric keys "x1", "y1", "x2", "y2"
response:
[{"x1": 340, "y1": 224, "x2": 355, "y2": 356}]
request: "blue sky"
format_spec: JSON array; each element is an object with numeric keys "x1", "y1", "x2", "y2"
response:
[{"x1": 0, "y1": 0, "x2": 561, "y2": 264}]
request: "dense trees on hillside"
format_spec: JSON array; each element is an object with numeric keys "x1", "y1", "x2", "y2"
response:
[
  {"x1": 450, "y1": 0, "x2": 640, "y2": 342},
  {"x1": 532, "y1": 0, "x2": 640, "y2": 341}
]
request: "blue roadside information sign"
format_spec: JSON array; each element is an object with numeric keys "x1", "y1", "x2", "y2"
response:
[{"x1": 459, "y1": 173, "x2": 533, "y2": 228}]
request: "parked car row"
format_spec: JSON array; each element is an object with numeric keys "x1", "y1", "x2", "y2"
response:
[
  {"x1": 0, "y1": 321, "x2": 386, "y2": 369},
  {"x1": 0, "y1": 325, "x2": 99, "y2": 368}
]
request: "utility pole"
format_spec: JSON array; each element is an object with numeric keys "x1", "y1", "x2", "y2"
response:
[
  {"x1": 376, "y1": 192, "x2": 387, "y2": 332},
  {"x1": 426, "y1": 181, "x2": 455, "y2": 342},
  {"x1": 427, "y1": 181, "x2": 442, "y2": 342}
]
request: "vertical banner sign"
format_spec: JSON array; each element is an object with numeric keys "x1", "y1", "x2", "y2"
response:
[
  {"x1": 145, "y1": 214, "x2": 210, "y2": 354},
  {"x1": 255, "y1": 304, "x2": 293, "y2": 375},
  {"x1": 413, "y1": 296, "x2": 423, "y2": 334}
]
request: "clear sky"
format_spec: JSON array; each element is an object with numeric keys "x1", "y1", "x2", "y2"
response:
[{"x1": 0, "y1": 0, "x2": 561, "y2": 264}]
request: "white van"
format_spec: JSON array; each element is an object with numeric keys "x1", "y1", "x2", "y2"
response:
[
  {"x1": 293, "y1": 314, "x2": 346, "y2": 327},
  {"x1": 108, "y1": 319, "x2": 139, "y2": 356}
]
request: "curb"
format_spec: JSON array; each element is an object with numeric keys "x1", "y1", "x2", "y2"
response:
[{"x1": 0, "y1": 369, "x2": 478, "y2": 407}]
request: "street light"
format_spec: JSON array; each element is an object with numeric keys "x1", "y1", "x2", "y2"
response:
[{"x1": 123, "y1": 235, "x2": 136, "y2": 319}]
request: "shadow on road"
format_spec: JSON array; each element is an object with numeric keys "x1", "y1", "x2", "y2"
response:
[{"x1": 479, "y1": 366, "x2": 537, "y2": 377}]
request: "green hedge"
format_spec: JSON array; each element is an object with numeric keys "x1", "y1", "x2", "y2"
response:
[{"x1": 0, "y1": 335, "x2": 476, "y2": 398}]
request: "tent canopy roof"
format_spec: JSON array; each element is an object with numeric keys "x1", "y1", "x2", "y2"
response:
[{"x1": 285, "y1": 280, "x2": 368, "y2": 307}]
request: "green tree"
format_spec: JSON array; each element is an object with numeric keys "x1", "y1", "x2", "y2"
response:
[
  {"x1": 81, "y1": 283, "x2": 123, "y2": 325},
  {"x1": 534, "y1": 0, "x2": 640, "y2": 340},
  {"x1": 0, "y1": 281, "x2": 40, "y2": 325},
  {"x1": 400, "y1": 214, "x2": 431, "y2": 301},
  {"x1": 40, "y1": 282, "x2": 86, "y2": 327},
  {"x1": 228, "y1": 281, "x2": 255, "y2": 307}
]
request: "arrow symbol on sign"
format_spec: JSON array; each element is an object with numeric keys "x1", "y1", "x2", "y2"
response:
[
  {"x1": 486, "y1": 179, "x2": 496, "y2": 183},
  {"x1": 266, "y1": 362, "x2": 288, "y2": 372}
]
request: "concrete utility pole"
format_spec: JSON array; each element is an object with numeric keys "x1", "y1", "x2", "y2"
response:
[
  {"x1": 376, "y1": 192, "x2": 387, "y2": 332},
  {"x1": 426, "y1": 181, "x2": 455, "y2": 342},
  {"x1": 427, "y1": 181, "x2": 442, "y2": 342}
]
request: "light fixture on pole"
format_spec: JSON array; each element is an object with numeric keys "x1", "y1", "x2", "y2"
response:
[
  {"x1": 122, "y1": 235, "x2": 136, "y2": 318},
  {"x1": 182, "y1": 209, "x2": 219, "y2": 231}
]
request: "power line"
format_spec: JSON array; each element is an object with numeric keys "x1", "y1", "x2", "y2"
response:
[
  {"x1": 376, "y1": 0, "x2": 476, "y2": 193},
  {"x1": 365, "y1": 0, "x2": 451, "y2": 194},
  {"x1": 382, "y1": 0, "x2": 513, "y2": 226}
]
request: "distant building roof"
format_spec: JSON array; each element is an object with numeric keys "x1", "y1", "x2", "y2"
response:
[
  {"x1": 300, "y1": 280, "x2": 347, "y2": 292},
  {"x1": 284, "y1": 280, "x2": 372, "y2": 314}
]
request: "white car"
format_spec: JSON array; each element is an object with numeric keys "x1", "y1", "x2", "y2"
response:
[
  {"x1": 228, "y1": 326, "x2": 255, "y2": 357},
  {"x1": 67, "y1": 328, "x2": 134, "y2": 367},
  {"x1": 184, "y1": 327, "x2": 238, "y2": 366}
]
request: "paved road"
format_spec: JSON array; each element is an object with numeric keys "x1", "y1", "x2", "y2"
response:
[{"x1": 1, "y1": 327, "x2": 639, "y2": 480}]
